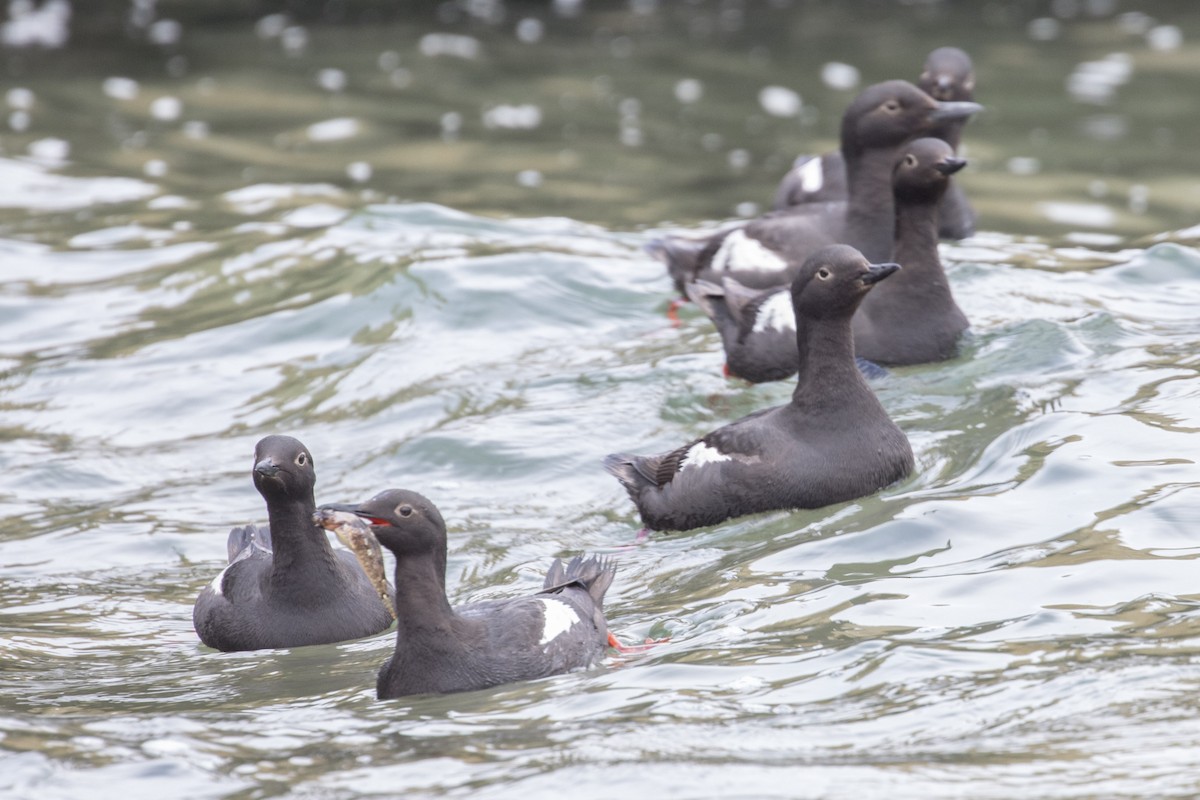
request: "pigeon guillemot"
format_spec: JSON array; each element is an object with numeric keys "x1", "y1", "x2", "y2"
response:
[
  {"x1": 853, "y1": 137, "x2": 970, "y2": 365},
  {"x1": 606, "y1": 245, "x2": 914, "y2": 532},
  {"x1": 685, "y1": 274, "x2": 800, "y2": 384},
  {"x1": 650, "y1": 80, "x2": 981, "y2": 296},
  {"x1": 918, "y1": 47, "x2": 977, "y2": 239},
  {"x1": 688, "y1": 137, "x2": 970, "y2": 381},
  {"x1": 192, "y1": 435, "x2": 395, "y2": 652},
  {"x1": 320, "y1": 489, "x2": 615, "y2": 698},
  {"x1": 772, "y1": 47, "x2": 978, "y2": 239}
]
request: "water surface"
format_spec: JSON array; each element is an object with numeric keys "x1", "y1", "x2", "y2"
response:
[{"x1": 2, "y1": 2, "x2": 1200, "y2": 798}]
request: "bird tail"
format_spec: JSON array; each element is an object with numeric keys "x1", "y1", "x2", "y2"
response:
[
  {"x1": 225, "y1": 524, "x2": 272, "y2": 563},
  {"x1": 718, "y1": 276, "x2": 772, "y2": 328},
  {"x1": 645, "y1": 236, "x2": 708, "y2": 294},
  {"x1": 603, "y1": 452, "x2": 655, "y2": 498},
  {"x1": 543, "y1": 555, "x2": 616, "y2": 609},
  {"x1": 684, "y1": 278, "x2": 725, "y2": 321}
]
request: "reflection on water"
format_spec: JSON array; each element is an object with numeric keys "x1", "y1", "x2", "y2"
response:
[
  {"x1": 2, "y1": 2, "x2": 1200, "y2": 799},
  {"x1": 3, "y1": 1, "x2": 1198, "y2": 236}
]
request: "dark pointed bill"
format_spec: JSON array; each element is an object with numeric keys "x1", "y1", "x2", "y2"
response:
[
  {"x1": 929, "y1": 100, "x2": 983, "y2": 122},
  {"x1": 861, "y1": 262, "x2": 901, "y2": 285},
  {"x1": 253, "y1": 458, "x2": 280, "y2": 478},
  {"x1": 319, "y1": 501, "x2": 390, "y2": 526},
  {"x1": 313, "y1": 507, "x2": 396, "y2": 620},
  {"x1": 935, "y1": 157, "x2": 968, "y2": 176}
]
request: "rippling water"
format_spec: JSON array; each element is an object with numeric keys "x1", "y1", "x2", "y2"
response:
[{"x1": 2, "y1": 2, "x2": 1200, "y2": 798}]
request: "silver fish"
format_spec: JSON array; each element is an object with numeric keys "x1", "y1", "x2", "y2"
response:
[{"x1": 313, "y1": 508, "x2": 395, "y2": 620}]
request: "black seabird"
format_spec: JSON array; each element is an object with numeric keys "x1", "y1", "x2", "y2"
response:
[
  {"x1": 192, "y1": 435, "x2": 394, "y2": 652},
  {"x1": 651, "y1": 80, "x2": 981, "y2": 296},
  {"x1": 689, "y1": 137, "x2": 970, "y2": 380},
  {"x1": 853, "y1": 137, "x2": 970, "y2": 365},
  {"x1": 607, "y1": 245, "x2": 914, "y2": 532},
  {"x1": 323, "y1": 489, "x2": 615, "y2": 698},
  {"x1": 772, "y1": 47, "x2": 978, "y2": 239}
]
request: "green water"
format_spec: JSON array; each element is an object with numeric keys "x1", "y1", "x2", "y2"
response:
[{"x1": 2, "y1": 2, "x2": 1200, "y2": 798}]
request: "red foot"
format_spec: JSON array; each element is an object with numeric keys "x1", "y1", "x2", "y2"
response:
[
  {"x1": 722, "y1": 363, "x2": 731, "y2": 378},
  {"x1": 608, "y1": 631, "x2": 669, "y2": 653},
  {"x1": 666, "y1": 297, "x2": 687, "y2": 327}
]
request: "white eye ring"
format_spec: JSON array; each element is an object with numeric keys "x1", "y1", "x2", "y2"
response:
[
  {"x1": 397, "y1": 504, "x2": 414, "y2": 518},
  {"x1": 295, "y1": 452, "x2": 309, "y2": 466},
  {"x1": 904, "y1": 154, "x2": 917, "y2": 167},
  {"x1": 816, "y1": 267, "x2": 832, "y2": 280}
]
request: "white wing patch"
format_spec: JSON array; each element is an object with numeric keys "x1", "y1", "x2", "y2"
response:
[
  {"x1": 710, "y1": 229, "x2": 788, "y2": 274},
  {"x1": 750, "y1": 290, "x2": 796, "y2": 333},
  {"x1": 798, "y1": 157, "x2": 824, "y2": 193},
  {"x1": 681, "y1": 441, "x2": 732, "y2": 470},
  {"x1": 209, "y1": 539, "x2": 269, "y2": 598},
  {"x1": 208, "y1": 566, "x2": 229, "y2": 598},
  {"x1": 538, "y1": 598, "x2": 580, "y2": 646}
]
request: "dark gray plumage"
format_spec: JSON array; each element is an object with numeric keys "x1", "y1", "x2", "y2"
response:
[
  {"x1": 322, "y1": 489, "x2": 614, "y2": 699},
  {"x1": 650, "y1": 80, "x2": 981, "y2": 297},
  {"x1": 607, "y1": 245, "x2": 914, "y2": 532},
  {"x1": 685, "y1": 275, "x2": 800, "y2": 384},
  {"x1": 689, "y1": 137, "x2": 969, "y2": 380},
  {"x1": 192, "y1": 435, "x2": 395, "y2": 652},
  {"x1": 919, "y1": 46, "x2": 978, "y2": 239},
  {"x1": 772, "y1": 47, "x2": 978, "y2": 240},
  {"x1": 853, "y1": 138, "x2": 970, "y2": 365}
]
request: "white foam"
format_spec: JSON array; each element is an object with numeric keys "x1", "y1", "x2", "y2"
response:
[
  {"x1": 150, "y1": 96, "x2": 182, "y2": 122},
  {"x1": 674, "y1": 78, "x2": 703, "y2": 104},
  {"x1": 750, "y1": 291, "x2": 796, "y2": 333},
  {"x1": 0, "y1": 158, "x2": 157, "y2": 211},
  {"x1": 682, "y1": 442, "x2": 731, "y2": 470},
  {"x1": 820, "y1": 62, "x2": 860, "y2": 91},
  {"x1": 538, "y1": 598, "x2": 580, "y2": 646},
  {"x1": 419, "y1": 33, "x2": 481, "y2": 60},
  {"x1": 710, "y1": 229, "x2": 788, "y2": 274},
  {"x1": 307, "y1": 117, "x2": 359, "y2": 142},
  {"x1": 1, "y1": 0, "x2": 70, "y2": 48},
  {"x1": 482, "y1": 104, "x2": 542, "y2": 130},
  {"x1": 1036, "y1": 201, "x2": 1116, "y2": 229},
  {"x1": 758, "y1": 85, "x2": 802, "y2": 118}
]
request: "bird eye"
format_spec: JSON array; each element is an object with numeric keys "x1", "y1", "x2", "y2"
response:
[
  {"x1": 295, "y1": 452, "x2": 309, "y2": 466},
  {"x1": 904, "y1": 154, "x2": 917, "y2": 167},
  {"x1": 816, "y1": 267, "x2": 831, "y2": 280},
  {"x1": 884, "y1": 101, "x2": 900, "y2": 112},
  {"x1": 397, "y1": 504, "x2": 414, "y2": 518}
]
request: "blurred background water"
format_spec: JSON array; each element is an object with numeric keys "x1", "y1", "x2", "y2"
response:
[{"x1": 1, "y1": 1, "x2": 1199, "y2": 798}]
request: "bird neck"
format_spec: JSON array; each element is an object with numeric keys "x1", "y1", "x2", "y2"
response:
[
  {"x1": 930, "y1": 119, "x2": 964, "y2": 151},
  {"x1": 391, "y1": 549, "x2": 457, "y2": 635},
  {"x1": 266, "y1": 492, "x2": 342, "y2": 589},
  {"x1": 792, "y1": 313, "x2": 869, "y2": 409},
  {"x1": 842, "y1": 147, "x2": 899, "y2": 262},
  {"x1": 891, "y1": 197, "x2": 952, "y2": 297}
]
